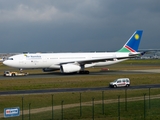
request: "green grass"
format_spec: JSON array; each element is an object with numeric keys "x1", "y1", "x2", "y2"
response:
[
  {"x1": 0, "y1": 73, "x2": 160, "y2": 91},
  {"x1": 3, "y1": 97, "x2": 160, "y2": 120},
  {"x1": 0, "y1": 59, "x2": 160, "y2": 119}
]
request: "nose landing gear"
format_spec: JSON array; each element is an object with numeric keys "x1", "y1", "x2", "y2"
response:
[{"x1": 19, "y1": 68, "x2": 23, "y2": 72}]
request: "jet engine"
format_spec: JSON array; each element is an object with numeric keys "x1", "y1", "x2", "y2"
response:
[{"x1": 60, "y1": 64, "x2": 81, "y2": 73}]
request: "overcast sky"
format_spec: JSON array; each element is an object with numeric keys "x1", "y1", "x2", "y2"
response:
[{"x1": 0, "y1": 0, "x2": 160, "y2": 53}]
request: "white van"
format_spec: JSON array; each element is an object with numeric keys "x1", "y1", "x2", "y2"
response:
[{"x1": 109, "y1": 78, "x2": 130, "y2": 88}]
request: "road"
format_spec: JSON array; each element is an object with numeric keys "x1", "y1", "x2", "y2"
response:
[
  {"x1": 0, "y1": 69, "x2": 160, "y2": 96},
  {"x1": 0, "y1": 84, "x2": 160, "y2": 96}
]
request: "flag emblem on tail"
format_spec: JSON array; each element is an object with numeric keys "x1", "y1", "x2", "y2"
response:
[
  {"x1": 117, "y1": 30, "x2": 143, "y2": 52},
  {"x1": 134, "y1": 34, "x2": 139, "y2": 40}
]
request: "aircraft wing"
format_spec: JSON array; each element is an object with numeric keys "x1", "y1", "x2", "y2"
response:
[
  {"x1": 59, "y1": 53, "x2": 140, "y2": 65},
  {"x1": 78, "y1": 55, "x2": 138, "y2": 65}
]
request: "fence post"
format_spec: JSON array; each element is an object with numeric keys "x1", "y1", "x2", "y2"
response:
[
  {"x1": 148, "y1": 88, "x2": 151, "y2": 109},
  {"x1": 61, "y1": 100, "x2": 64, "y2": 120},
  {"x1": 118, "y1": 95, "x2": 120, "y2": 120},
  {"x1": 28, "y1": 103, "x2": 31, "y2": 120},
  {"x1": 92, "y1": 98, "x2": 95, "y2": 120},
  {"x1": 125, "y1": 88, "x2": 127, "y2": 111},
  {"x1": 52, "y1": 94, "x2": 54, "y2": 120},
  {"x1": 22, "y1": 97, "x2": 24, "y2": 120},
  {"x1": 144, "y1": 93, "x2": 146, "y2": 120},
  {"x1": 102, "y1": 91, "x2": 104, "y2": 115},
  {"x1": 80, "y1": 92, "x2": 82, "y2": 117}
]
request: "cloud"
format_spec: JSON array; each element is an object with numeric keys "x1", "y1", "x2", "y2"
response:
[
  {"x1": 0, "y1": 0, "x2": 93, "y2": 23},
  {"x1": 0, "y1": 0, "x2": 160, "y2": 53},
  {"x1": 0, "y1": 4, "x2": 60, "y2": 22}
]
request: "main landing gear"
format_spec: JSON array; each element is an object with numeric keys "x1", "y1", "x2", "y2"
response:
[{"x1": 79, "y1": 70, "x2": 90, "y2": 74}]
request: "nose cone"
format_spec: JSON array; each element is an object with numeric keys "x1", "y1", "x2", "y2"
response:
[
  {"x1": 3, "y1": 60, "x2": 16, "y2": 67},
  {"x1": 3, "y1": 60, "x2": 10, "y2": 66}
]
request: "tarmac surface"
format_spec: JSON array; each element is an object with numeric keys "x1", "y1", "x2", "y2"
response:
[
  {"x1": 0, "y1": 69, "x2": 160, "y2": 96},
  {"x1": 0, "y1": 84, "x2": 160, "y2": 96},
  {"x1": 1, "y1": 68, "x2": 160, "y2": 79}
]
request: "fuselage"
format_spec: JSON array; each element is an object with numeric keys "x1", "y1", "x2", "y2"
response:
[{"x1": 3, "y1": 52, "x2": 129, "y2": 69}]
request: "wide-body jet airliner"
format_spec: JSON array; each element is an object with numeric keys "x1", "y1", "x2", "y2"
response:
[{"x1": 3, "y1": 30, "x2": 143, "y2": 74}]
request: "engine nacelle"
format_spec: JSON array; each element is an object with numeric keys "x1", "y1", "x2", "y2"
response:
[
  {"x1": 43, "y1": 68, "x2": 58, "y2": 72},
  {"x1": 60, "y1": 64, "x2": 81, "y2": 73}
]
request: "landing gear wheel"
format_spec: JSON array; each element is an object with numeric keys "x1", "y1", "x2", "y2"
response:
[
  {"x1": 79, "y1": 70, "x2": 90, "y2": 74},
  {"x1": 19, "y1": 68, "x2": 23, "y2": 73}
]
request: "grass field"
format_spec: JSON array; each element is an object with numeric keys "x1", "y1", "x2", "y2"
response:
[{"x1": 0, "y1": 59, "x2": 160, "y2": 119}]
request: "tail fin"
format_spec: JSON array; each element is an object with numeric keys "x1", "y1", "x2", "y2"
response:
[{"x1": 117, "y1": 30, "x2": 143, "y2": 52}]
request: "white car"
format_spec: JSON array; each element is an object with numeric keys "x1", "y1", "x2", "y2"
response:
[{"x1": 109, "y1": 78, "x2": 130, "y2": 88}]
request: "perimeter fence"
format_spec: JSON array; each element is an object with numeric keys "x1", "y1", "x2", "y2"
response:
[{"x1": 0, "y1": 87, "x2": 160, "y2": 120}]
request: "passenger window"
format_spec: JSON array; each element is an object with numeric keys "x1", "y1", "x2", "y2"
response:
[
  {"x1": 123, "y1": 80, "x2": 125, "y2": 82},
  {"x1": 117, "y1": 80, "x2": 121, "y2": 83}
]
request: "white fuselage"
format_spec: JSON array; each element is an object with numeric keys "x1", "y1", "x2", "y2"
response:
[{"x1": 3, "y1": 52, "x2": 129, "y2": 69}]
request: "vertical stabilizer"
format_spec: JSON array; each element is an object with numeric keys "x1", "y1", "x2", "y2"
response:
[{"x1": 118, "y1": 30, "x2": 143, "y2": 52}]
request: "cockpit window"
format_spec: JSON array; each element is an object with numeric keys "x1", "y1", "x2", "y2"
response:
[{"x1": 7, "y1": 58, "x2": 13, "y2": 60}]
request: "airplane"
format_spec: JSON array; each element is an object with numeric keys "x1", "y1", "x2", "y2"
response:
[{"x1": 3, "y1": 30, "x2": 143, "y2": 74}]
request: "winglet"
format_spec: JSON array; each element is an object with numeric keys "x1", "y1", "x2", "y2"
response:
[{"x1": 117, "y1": 30, "x2": 143, "y2": 52}]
